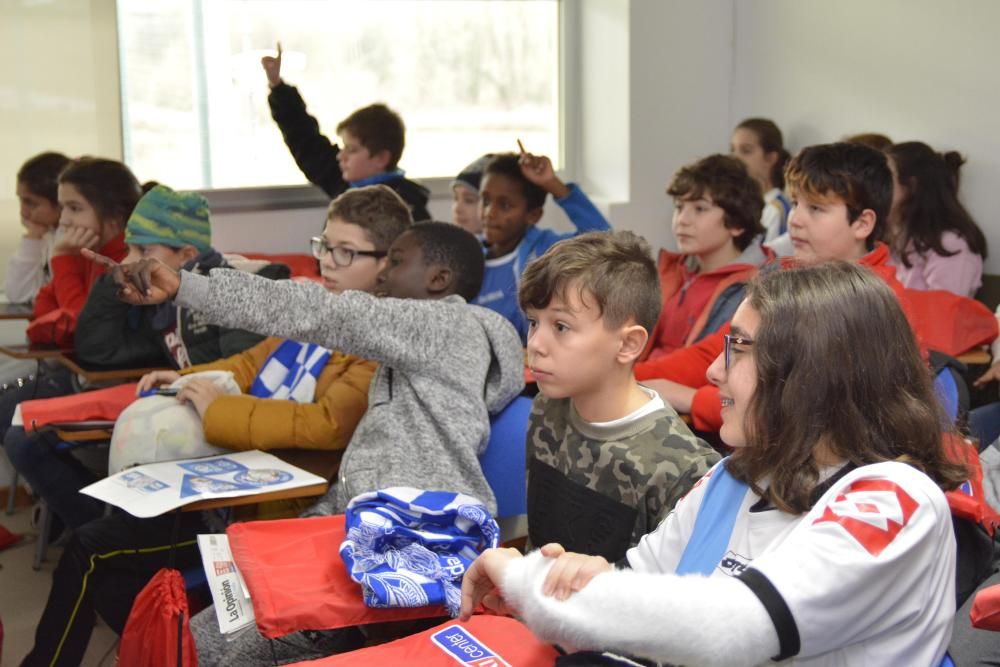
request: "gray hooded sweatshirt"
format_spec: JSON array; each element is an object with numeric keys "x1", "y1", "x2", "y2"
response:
[{"x1": 175, "y1": 269, "x2": 525, "y2": 514}]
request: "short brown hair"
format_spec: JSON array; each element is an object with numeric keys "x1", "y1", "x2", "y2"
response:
[
  {"x1": 784, "y1": 143, "x2": 892, "y2": 250},
  {"x1": 518, "y1": 231, "x2": 661, "y2": 334},
  {"x1": 58, "y1": 157, "x2": 142, "y2": 228},
  {"x1": 327, "y1": 185, "x2": 412, "y2": 251},
  {"x1": 729, "y1": 262, "x2": 967, "y2": 514},
  {"x1": 18, "y1": 152, "x2": 71, "y2": 203},
  {"x1": 667, "y1": 154, "x2": 764, "y2": 251},
  {"x1": 336, "y1": 103, "x2": 405, "y2": 170}
]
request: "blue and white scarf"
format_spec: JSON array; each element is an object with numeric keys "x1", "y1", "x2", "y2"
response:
[
  {"x1": 339, "y1": 487, "x2": 500, "y2": 617},
  {"x1": 249, "y1": 340, "x2": 332, "y2": 402}
]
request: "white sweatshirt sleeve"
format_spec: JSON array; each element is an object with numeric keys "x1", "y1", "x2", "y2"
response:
[
  {"x1": 5, "y1": 235, "x2": 52, "y2": 303},
  {"x1": 500, "y1": 550, "x2": 779, "y2": 667}
]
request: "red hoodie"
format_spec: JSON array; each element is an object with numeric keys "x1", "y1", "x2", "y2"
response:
[
  {"x1": 28, "y1": 234, "x2": 128, "y2": 347},
  {"x1": 634, "y1": 243, "x2": 920, "y2": 432}
]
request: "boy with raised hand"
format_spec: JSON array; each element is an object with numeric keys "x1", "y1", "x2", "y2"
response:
[
  {"x1": 21, "y1": 185, "x2": 406, "y2": 667},
  {"x1": 521, "y1": 231, "x2": 719, "y2": 562},
  {"x1": 93, "y1": 218, "x2": 524, "y2": 515},
  {"x1": 476, "y1": 151, "x2": 610, "y2": 341},
  {"x1": 261, "y1": 42, "x2": 431, "y2": 222},
  {"x1": 635, "y1": 142, "x2": 907, "y2": 434}
]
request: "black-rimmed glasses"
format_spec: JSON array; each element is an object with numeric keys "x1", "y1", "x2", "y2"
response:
[
  {"x1": 723, "y1": 334, "x2": 754, "y2": 370},
  {"x1": 309, "y1": 237, "x2": 386, "y2": 267}
]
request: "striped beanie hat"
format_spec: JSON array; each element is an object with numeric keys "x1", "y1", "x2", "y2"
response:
[{"x1": 125, "y1": 185, "x2": 211, "y2": 252}]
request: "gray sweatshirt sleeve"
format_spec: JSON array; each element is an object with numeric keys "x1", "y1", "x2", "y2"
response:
[{"x1": 176, "y1": 269, "x2": 453, "y2": 373}]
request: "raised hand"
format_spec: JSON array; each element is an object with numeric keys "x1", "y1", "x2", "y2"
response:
[
  {"x1": 261, "y1": 41, "x2": 283, "y2": 87},
  {"x1": 81, "y1": 249, "x2": 181, "y2": 305},
  {"x1": 53, "y1": 225, "x2": 101, "y2": 256},
  {"x1": 136, "y1": 370, "x2": 182, "y2": 396},
  {"x1": 517, "y1": 149, "x2": 570, "y2": 199}
]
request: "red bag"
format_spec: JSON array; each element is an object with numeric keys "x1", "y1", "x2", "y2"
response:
[
  {"x1": 25, "y1": 307, "x2": 77, "y2": 348},
  {"x1": 118, "y1": 568, "x2": 196, "y2": 667},
  {"x1": 286, "y1": 615, "x2": 559, "y2": 666},
  {"x1": 227, "y1": 515, "x2": 447, "y2": 639},
  {"x1": 21, "y1": 382, "x2": 139, "y2": 431},
  {"x1": 971, "y1": 584, "x2": 1000, "y2": 631},
  {"x1": 943, "y1": 433, "x2": 1000, "y2": 536},
  {"x1": 903, "y1": 289, "x2": 998, "y2": 357}
]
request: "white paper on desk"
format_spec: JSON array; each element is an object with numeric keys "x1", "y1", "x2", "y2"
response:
[
  {"x1": 79, "y1": 450, "x2": 325, "y2": 518},
  {"x1": 197, "y1": 534, "x2": 256, "y2": 635},
  {"x1": 11, "y1": 404, "x2": 21, "y2": 427}
]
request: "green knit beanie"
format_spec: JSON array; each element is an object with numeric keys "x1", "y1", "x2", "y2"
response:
[{"x1": 125, "y1": 185, "x2": 211, "y2": 252}]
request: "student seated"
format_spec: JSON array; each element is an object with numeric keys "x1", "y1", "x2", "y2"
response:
[
  {"x1": 886, "y1": 141, "x2": 987, "y2": 297},
  {"x1": 7, "y1": 151, "x2": 71, "y2": 304},
  {"x1": 636, "y1": 142, "x2": 910, "y2": 433},
  {"x1": 521, "y1": 231, "x2": 719, "y2": 561},
  {"x1": 475, "y1": 152, "x2": 610, "y2": 341},
  {"x1": 730, "y1": 118, "x2": 792, "y2": 254},
  {"x1": 261, "y1": 43, "x2": 430, "y2": 221},
  {"x1": 462, "y1": 262, "x2": 964, "y2": 667},
  {"x1": 18, "y1": 185, "x2": 405, "y2": 667},
  {"x1": 451, "y1": 153, "x2": 493, "y2": 237},
  {"x1": 4, "y1": 185, "x2": 270, "y2": 532},
  {"x1": 646, "y1": 154, "x2": 767, "y2": 358}
]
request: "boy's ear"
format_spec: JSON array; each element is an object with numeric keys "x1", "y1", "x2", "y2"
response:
[
  {"x1": 764, "y1": 150, "x2": 780, "y2": 170},
  {"x1": 850, "y1": 208, "x2": 877, "y2": 242},
  {"x1": 179, "y1": 245, "x2": 199, "y2": 263},
  {"x1": 526, "y1": 206, "x2": 544, "y2": 228},
  {"x1": 425, "y1": 264, "x2": 455, "y2": 296},
  {"x1": 372, "y1": 148, "x2": 392, "y2": 172},
  {"x1": 617, "y1": 322, "x2": 649, "y2": 365}
]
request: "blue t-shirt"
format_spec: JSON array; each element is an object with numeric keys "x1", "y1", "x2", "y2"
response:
[{"x1": 474, "y1": 249, "x2": 526, "y2": 340}]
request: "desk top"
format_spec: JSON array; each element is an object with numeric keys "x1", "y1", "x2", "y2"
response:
[
  {"x1": 0, "y1": 303, "x2": 34, "y2": 320},
  {"x1": 182, "y1": 481, "x2": 329, "y2": 511},
  {"x1": 0, "y1": 343, "x2": 69, "y2": 360},
  {"x1": 957, "y1": 349, "x2": 991, "y2": 365}
]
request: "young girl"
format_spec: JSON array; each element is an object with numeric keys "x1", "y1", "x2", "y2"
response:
[
  {"x1": 730, "y1": 118, "x2": 792, "y2": 253},
  {"x1": 7, "y1": 152, "x2": 71, "y2": 304},
  {"x1": 645, "y1": 154, "x2": 767, "y2": 359},
  {"x1": 27, "y1": 156, "x2": 140, "y2": 347},
  {"x1": 462, "y1": 262, "x2": 964, "y2": 666},
  {"x1": 887, "y1": 142, "x2": 987, "y2": 297}
]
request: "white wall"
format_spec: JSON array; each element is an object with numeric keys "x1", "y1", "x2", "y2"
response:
[{"x1": 728, "y1": 0, "x2": 1000, "y2": 272}]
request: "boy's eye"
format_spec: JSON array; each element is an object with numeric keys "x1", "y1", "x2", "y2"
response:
[
  {"x1": 526, "y1": 318, "x2": 537, "y2": 329},
  {"x1": 555, "y1": 322, "x2": 569, "y2": 333}
]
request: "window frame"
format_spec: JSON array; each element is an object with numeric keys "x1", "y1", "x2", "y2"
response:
[{"x1": 114, "y1": 0, "x2": 577, "y2": 215}]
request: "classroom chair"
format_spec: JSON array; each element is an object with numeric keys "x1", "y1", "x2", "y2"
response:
[{"x1": 479, "y1": 396, "x2": 532, "y2": 542}]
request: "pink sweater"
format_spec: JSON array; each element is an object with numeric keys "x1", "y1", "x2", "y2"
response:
[{"x1": 892, "y1": 230, "x2": 983, "y2": 298}]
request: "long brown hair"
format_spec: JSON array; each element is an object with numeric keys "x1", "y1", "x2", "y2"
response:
[{"x1": 727, "y1": 262, "x2": 967, "y2": 513}]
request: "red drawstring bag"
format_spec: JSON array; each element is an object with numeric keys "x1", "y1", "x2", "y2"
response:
[
  {"x1": 285, "y1": 615, "x2": 559, "y2": 666},
  {"x1": 21, "y1": 382, "x2": 139, "y2": 431},
  {"x1": 119, "y1": 568, "x2": 196, "y2": 667},
  {"x1": 227, "y1": 515, "x2": 446, "y2": 639},
  {"x1": 971, "y1": 584, "x2": 1000, "y2": 631},
  {"x1": 903, "y1": 289, "x2": 998, "y2": 357}
]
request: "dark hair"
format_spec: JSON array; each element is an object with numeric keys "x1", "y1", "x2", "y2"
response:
[
  {"x1": 328, "y1": 185, "x2": 413, "y2": 251},
  {"x1": 519, "y1": 231, "x2": 661, "y2": 334},
  {"x1": 728, "y1": 262, "x2": 967, "y2": 514},
  {"x1": 887, "y1": 142, "x2": 988, "y2": 266},
  {"x1": 17, "y1": 152, "x2": 71, "y2": 204},
  {"x1": 785, "y1": 143, "x2": 893, "y2": 250},
  {"x1": 844, "y1": 133, "x2": 893, "y2": 152},
  {"x1": 405, "y1": 221, "x2": 485, "y2": 301},
  {"x1": 336, "y1": 103, "x2": 405, "y2": 170},
  {"x1": 667, "y1": 154, "x2": 765, "y2": 251},
  {"x1": 734, "y1": 118, "x2": 791, "y2": 189},
  {"x1": 58, "y1": 157, "x2": 142, "y2": 229},
  {"x1": 482, "y1": 153, "x2": 547, "y2": 211}
]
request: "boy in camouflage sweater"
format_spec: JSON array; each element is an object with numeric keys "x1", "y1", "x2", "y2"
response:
[{"x1": 521, "y1": 231, "x2": 719, "y2": 562}]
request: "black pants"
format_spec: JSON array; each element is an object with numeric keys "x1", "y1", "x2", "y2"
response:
[{"x1": 22, "y1": 510, "x2": 206, "y2": 667}]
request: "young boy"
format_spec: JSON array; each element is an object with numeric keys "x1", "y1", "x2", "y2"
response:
[
  {"x1": 21, "y1": 186, "x2": 407, "y2": 667},
  {"x1": 451, "y1": 153, "x2": 493, "y2": 236},
  {"x1": 261, "y1": 43, "x2": 430, "y2": 221},
  {"x1": 520, "y1": 231, "x2": 719, "y2": 562},
  {"x1": 635, "y1": 142, "x2": 905, "y2": 433},
  {"x1": 646, "y1": 154, "x2": 768, "y2": 359},
  {"x1": 476, "y1": 152, "x2": 611, "y2": 341}
]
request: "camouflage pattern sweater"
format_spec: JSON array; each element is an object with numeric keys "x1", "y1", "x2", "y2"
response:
[{"x1": 527, "y1": 392, "x2": 719, "y2": 563}]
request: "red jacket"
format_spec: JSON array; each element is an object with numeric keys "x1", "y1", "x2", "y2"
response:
[
  {"x1": 28, "y1": 234, "x2": 127, "y2": 347},
  {"x1": 634, "y1": 243, "x2": 922, "y2": 432},
  {"x1": 644, "y1": 246, "x2": 771, "y2": 360}
]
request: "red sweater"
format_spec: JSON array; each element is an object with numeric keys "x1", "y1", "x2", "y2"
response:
[
  {"x1": 634, "y1": 243, "x2": 918, "y2": 432},
  {"x1": 28, "y1": 234, "x2": 128, "y2": 346}
]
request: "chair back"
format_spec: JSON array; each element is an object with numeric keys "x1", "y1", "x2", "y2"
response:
[{"x1": 480, "y1": 397, "x2": 532, "y2": 519}]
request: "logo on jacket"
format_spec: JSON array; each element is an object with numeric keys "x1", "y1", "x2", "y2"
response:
[
  {"x1": 812, "y1": 479, "x2": 919, "y2": 556},
  {"x1": 431, "y1": 625, "x2": 511, "y2": 666}
]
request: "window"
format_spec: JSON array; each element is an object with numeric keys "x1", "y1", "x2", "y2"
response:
[{"x1": 117, "y1": 0, "x2": 561, "y2": 190}]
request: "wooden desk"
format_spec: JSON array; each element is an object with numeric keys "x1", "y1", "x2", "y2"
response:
[
  {"x1": 958, "y1": 349, "x2": 991, "y2": 366},
  {"x1": 0, "y1": 343, "x2": 69, "y2": 360},
  {"x1": 0, "y1": 303, "x2": 34, "y2": 320},
  {"x1": 55, "y1": 355, "x2": 166, "y2": 384}
]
